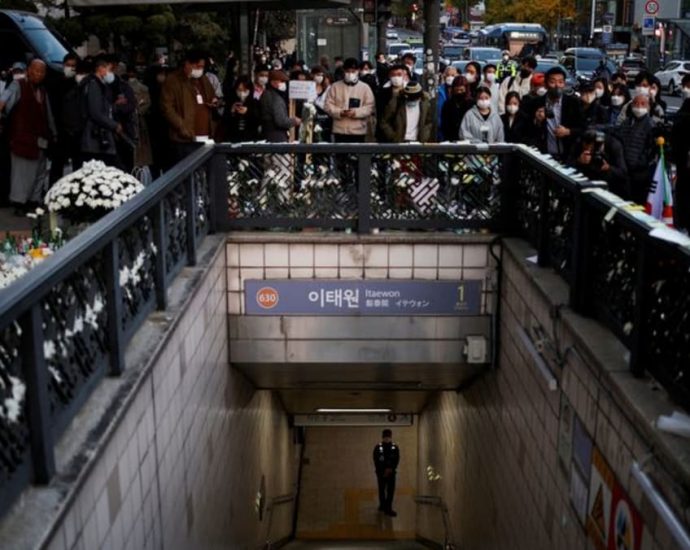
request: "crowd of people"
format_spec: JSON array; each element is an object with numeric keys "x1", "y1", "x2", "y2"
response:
[{"x1": 1, "y1": 46, "x2": 689, "y2": 229}]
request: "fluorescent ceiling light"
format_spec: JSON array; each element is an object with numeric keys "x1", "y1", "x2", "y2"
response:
[{"x1": 315, "y1": 408, "x2": 392, "y2": 413}]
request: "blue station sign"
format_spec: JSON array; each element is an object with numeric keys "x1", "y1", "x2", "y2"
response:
[{"x1": 244, "y1": 280, "x2": 482, "y2": 316}]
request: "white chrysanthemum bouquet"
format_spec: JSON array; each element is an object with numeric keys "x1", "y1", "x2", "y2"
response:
[{"x1": 45, "y1": 160, "x2": 144, "y2": 223}]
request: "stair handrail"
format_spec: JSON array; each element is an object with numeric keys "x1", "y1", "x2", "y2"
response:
[
  {"x1": 264, "y1": 492, "x2": 297, "y2": 549},
  {"x1": 415, "y1": 494, "x2": 457, "y2": 550}
]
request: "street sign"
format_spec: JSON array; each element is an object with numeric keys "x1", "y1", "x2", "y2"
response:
[
  {"x1": 642, "y1": 16, "x2": 656, "y2": 35},
  {"x1": 645, "y1": 0, "x2": 659, "y2": 15}
]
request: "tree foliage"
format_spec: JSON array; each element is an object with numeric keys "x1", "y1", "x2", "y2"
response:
[
  {"x1": 260, "y1": 10, "x2": 296, "y2": 44},
  {"x1": 484, "y1": 0, "x2": 577, "y2": 30}
]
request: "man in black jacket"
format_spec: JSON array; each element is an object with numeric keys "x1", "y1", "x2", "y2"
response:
[
  {"x1": 531, "y1": 66, "x2": 584, "y2": 160},
  {"x1": 373, "y1": 429, "x2": 400, "y2": 517}
]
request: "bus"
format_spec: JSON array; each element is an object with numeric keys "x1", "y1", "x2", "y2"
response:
[{"x1": 476, "y1": 23, "x2": 548, "y2": 57}]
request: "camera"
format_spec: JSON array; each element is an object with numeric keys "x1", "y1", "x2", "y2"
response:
[
  {"x1": 585, "y1": 130, "x2": 606, "y2": 169},
  {"x1": 92, "y1": 127, "x2": 111, "y2": 150}
]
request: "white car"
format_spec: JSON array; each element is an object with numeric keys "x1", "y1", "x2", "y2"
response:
[{"x1": 654, "y1": 60, "x2": 690, "y2": 95}]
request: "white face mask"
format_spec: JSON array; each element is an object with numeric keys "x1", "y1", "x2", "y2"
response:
[
  {"x1": 610, "y1": 95, "x2": 625, "y2": 106},
  {"x1": 650, "y1": 88, "x2": 658, "y2": 99},
  {"x1": 257, "y1": 76, "x2": 268, "y2": 86},
  {"x1": 361, "y1": 69, "x2": 371, "y2": 76},
  {"x1": 536, "y1": 87, "x2": 547, "y2": 96},
  {"x1": 445, "y1": 76, "x2": 455, "y2": 86},
  {"x1": 506, "y1": 104, "x2": 519, "y2": 114},
  {"x1": 277, "y1": 82, "x2": 287, "y2": 92},
  {"x1": 635, "y1": 86, "x2": 650, "y2": 97},
  {"x1": 390, "y1": 76, "x2": 404, "y2": 88},
  {"x1": 64, "y1": 67, "x2": 76, "y2": 78},
  {"x1": 237, "y1": 90, "x2": 250, "y2": 101},
  {"x1": 485, "y1": 72, "x2": 496, "y2": 83},
  {"x1": 464, "y1": 72, "x2": 476, "y2": 84},
  {"x1": 12, "y1": 73, "x2": 25, "y2": 81},
  {"x1": 594, "y1": 88, "x2": 604, "y2": 98},
  {"x1": 103, "y1": 71, "x2": 115, "y2": 84},
  {"x1": 75, "y1": 74, "x2": 86, "y2": 84},
  {"x1": 476, "y1": 99, "x2": 491, "y2": 110},
  {"x1": 314, "y1": 75, "x2": 324, "y2": 84},
  {"x1": 190, "y1": 68, "x2": 204, "y2": 79},
  {"x1": 683, "y1": 88, "x2": 690, "y2": 99},
  {"x1": 502, "y1": 55, "x2": 510, "y2": 62},
  {"x1": 632, "y1": 107, "x2": 648, "y2": 118},
  {"x1": 344, "y1": 72, "x2": 359, "y2": 84}
]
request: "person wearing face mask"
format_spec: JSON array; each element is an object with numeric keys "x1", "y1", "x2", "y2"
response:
[
  {"x1": 401, "y1": 53, "x2": 418, "y2": 83},
  {"x1": 9, "y1": 62, "x2": 27, "y2": 83},
  {"x1": 608, "y1": 83, "x2": 630, "y2": 126},
  {"x1": 592, "y1": 77, "x2": 611, "y2": 107},
  {"x1": 481, "y1": 64, "x2": 500, "y2": 112},
  {"x1": 221, "y1": 76, "x2": 260, "y2": 142},
  {"x1": 324, "y1": 58, "x2": 375, "y2": 143},
  {"x1": 671, "y1": 73, "x2": 690, "y2": 229},
  {"x1": 501, "y1": 91, "x2": 529, "y2": 144},
  {"x1": 260, "y1": 70, "x2": 301, "y2": 142},
  {"x1": 80, "y1": 57, "x2": 123, "y2": 168},
  {"x1": 649, "y1": 77, "x2": 666, "y2": 115},
  {"x1": 333, "y1": 57, "x2": 345, "y2": 82},
  {"x1": 464, "y1": 61, "x2": 482, "y2": 98},
  {"x1": 0, "y1": 58, "x2": 55, "y2": 214},
  {"x1": 497, "y1": 50, "x2": 517, "y2": 82},
  {"x1": 359, "y1": 61, "x2": 378, "y2": 92},
  {"x1": 312, "y1": 69, "x2": 334, "y2": 143},
  {"x1": 459, "y1": 86, "x2": 504, "y2": 143},
  {"x1": 436, "y1": 66, "x2": 459, "y2": 140},
  {"x1": 579, "y1": 82, "x2": 608, "y2": 128},
  {"x1": 379, "y1": 82, "x2": 434, "y2": 143},
  {"x1": 498, "y1": 56, "x2": 537, "y2": 114},
  {"x1": 253, "y1": 65, "x2": 271, "y2": 100},
  {"x1": 614, "y1": 94, "x2": 657, "y2": 204},
  {"x1": 49, "y1": 53, "x2": 84, "y2": 183},
  {"x1": 376, "y1": 65, "x2": 408, "y2": 140},
  {"x1": 617, "y1": 73, "x2": 664, "y2": 124},
  {"x1": 161, "y1": 49, "x2": 218, "y2": 162},
  {"x1": 568, "y1": 129, "x2": 629, "y2": 198},
  {"x1": 531, "y1": 66, "x2": 583, "y2": 159},
  {"x1": 441, "y1": 75, "x2": 473, "y2": 142}
]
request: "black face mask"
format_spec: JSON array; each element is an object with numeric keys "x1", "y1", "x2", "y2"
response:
[{"x1": 520, "y1": 69, "x2": 532, "y2": 79}]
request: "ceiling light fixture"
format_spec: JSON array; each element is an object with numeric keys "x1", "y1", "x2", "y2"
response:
[{"x1": 315, "y1": 408, "x2": 392, "y2": 413}]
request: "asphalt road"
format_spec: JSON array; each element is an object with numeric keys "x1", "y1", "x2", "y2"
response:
[{"x1": 661, "y1": 93, "x2": 683, "y2": 113}]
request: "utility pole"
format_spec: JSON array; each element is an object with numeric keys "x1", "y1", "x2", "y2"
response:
[{"x1": 424, "y1": 0, "x2": 441, "y2": 136}]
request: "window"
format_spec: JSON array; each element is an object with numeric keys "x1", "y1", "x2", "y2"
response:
[{"x1": 665, "y1": 62, "x2": 679, "y2": 71}]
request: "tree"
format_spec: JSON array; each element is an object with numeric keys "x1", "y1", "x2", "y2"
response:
[
  {"x1": 260, "y1": 10, "x2": 295, "y2": 44},
  {"x1": 484, "y1": 0, "x2": 577, "y2": 31}
]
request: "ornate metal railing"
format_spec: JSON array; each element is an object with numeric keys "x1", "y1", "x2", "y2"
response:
[
  {"x1": 1, "y1": 141, "x2": 689, "y2": 521},
  {"x1": 512, "y1": 145, "x2": 690, "y2": 407},
  {"x1": 0, "y1": 145, "x2": 215, "y2": 518},
  {"x1": 218, "y1": 143, "x2": 514, "y2": 233}
]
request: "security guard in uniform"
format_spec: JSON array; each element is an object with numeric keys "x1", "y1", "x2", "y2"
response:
[
  {"x1": 497, "y1": 50, "x2": 517, "y2": 82},
  {"x1": 373, "y1": 429, "x2": 400, "y2": 517}
]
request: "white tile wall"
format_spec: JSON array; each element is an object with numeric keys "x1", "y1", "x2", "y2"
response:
[{"x1": 40, "y1": 243, "x2": 297, "y2": 550}]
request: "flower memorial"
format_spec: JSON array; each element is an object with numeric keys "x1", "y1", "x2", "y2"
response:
[{"x1": 44, "y1": 160, "x2": 145, "y2": 223}]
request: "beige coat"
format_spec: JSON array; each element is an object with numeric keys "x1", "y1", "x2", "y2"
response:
[{"x1": 324, "y1": 80, "x2": 375, "y2": 136}]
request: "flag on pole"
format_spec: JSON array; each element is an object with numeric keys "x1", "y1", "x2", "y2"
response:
[{"x1": 645, "y1": 138, "x2": 674, "y2": 226}]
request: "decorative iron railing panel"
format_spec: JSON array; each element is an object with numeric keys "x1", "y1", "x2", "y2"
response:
[{"x1": 0, "y1": 145, "x2": 214, "y2": 517}]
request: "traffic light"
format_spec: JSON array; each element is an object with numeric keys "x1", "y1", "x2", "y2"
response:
[{"x1": 378, "y1": 0, "x2": 392, "y2": 21}]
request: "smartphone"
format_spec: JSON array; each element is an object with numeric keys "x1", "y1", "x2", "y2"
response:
[{"x1": 348, "y1": 98, "x2": 361, "y2": 109}]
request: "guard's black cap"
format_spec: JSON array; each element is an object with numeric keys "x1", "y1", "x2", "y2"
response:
[{"x1": 382, "y1": 429, "x2": 393, "y2": 437}]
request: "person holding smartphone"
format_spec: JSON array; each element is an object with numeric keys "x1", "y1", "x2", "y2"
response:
[
  {"x1": 324, "y1": 57, "x2": 375, "y2": 143},
  {"x1": 222, "y1": 75, "x2": 260, "y2": 142}
]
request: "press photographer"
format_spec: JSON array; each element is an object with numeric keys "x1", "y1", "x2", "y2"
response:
[{"x1": 568, "y1": 129, "x2": 629, "y2": 198}]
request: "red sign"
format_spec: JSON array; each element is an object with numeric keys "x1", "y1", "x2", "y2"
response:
[
  {"x1": 645, "y1": 0, "x2": 659, "y2": 15},
  {"x1": 255, "y1": 287, "x2": 279, "y2": 309}
]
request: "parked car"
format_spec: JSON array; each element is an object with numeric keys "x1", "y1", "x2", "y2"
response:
[
  {"x1": 0, "y1": 9, "x2": 75, "y2": 87},
  {"x1": 561, "y1": 52, "x2": 616, "y2": 83},
  {"x1": 534, "y1": 59, "x2": 577, "y2": 88},
  {"x1": 386, "y1": 30, "x2": 399, "y2": 41},
  {"x1": 654, "y1": 60, "x2": 690, "y2": 95},
  {"x1": 462, "y1": 47, "x2": 502, "y2": 62},
  {"x1": 386, "y1": 42, "x2": 410, "y2": 61},
  {"x1": 620, "y1": 57, "x2": 647, "y2": 85},
  {"x1": 442, "y1": 44, "x2": 463, "y2": 61}
]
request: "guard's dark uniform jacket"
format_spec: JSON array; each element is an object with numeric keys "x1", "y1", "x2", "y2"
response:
[{"x1": 373, "y1": 441, "x2": 400, "y2": 474}]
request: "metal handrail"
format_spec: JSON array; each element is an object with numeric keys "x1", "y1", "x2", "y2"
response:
[
  {"x1": 264, "y1": 493, "x2": 297, "y2": 549},
  {"x1": 415, "y1": 495, "x2": 457, "y2": 549}
]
